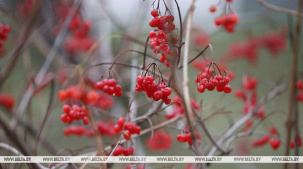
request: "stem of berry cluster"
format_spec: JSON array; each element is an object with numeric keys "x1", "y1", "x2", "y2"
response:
[{"x1": 284, "y1": 0, "x2": 302, "y2": 169}]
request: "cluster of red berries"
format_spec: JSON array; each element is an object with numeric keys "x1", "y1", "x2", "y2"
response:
[
  {"x1": 90, "y1": 93, "x2": 114, "y2": 109},
  {"x1": 252, "y1": 126, "x2": 281, "y2": 150},
  {"x1": 225, "y1": 29, "x2": 287, "y2": 65},
  {"x1": 149, "y1": 9, "x2": 177, "y2": 67},
  {"x1": 290, "y1": 136, "x2": 302, "y2": 148},
  {"x1": 87, "y1": 121, "x2": 116, "y2": 137},
  {"x1": 64, "y1": 17, "x2": 95, "y2": 53},
  {"x1": 209, "y1": 0, "x2": 238, "y2": 33},
  {"x1": 191, "y1": 57, "x2": 235, "y2": 82},
  {"x1": 112, "y1": 146, "x2": 134, "y2": 156},
  {"x1": 63, "y1": 121, "x2": 116, "y2": 137},
  {"x1": 225, "y1": 38, "x2": 259, "y2": 65},
  {"x1": 114, "y1": 118, "x2": 141, "y2": 140},
  {"x1": 58, "y1": 86, "x2": 99, "y2": 104},
  {"x1": 135, "y1": 75, "x2": 172, "y2": 105},
  {"x1": 149, "y1": 9, "x2": 175, "y2": 32},
  {"x1": 193, "y1": 31, "x2": 211, "y2": 48},
  {"x1": 61, "y1": 105, "x2": 89, "y2": 125},
  {"x1": 176, "y1": 129, "x2": 201, "y2": 146},
  {"x1": 145, "y1": 130, "x2": 173, "y2": 151},
  {"x1": 296, "y1": 80, "x2": 303, "y2": 102},
  {"x1": 214, "y1": 13, "x2": 239, "y2": 33},
  {"x1": 0, "y1": 24, "x2": 11, "y2": 48},
  {"x1": 262, "y1": 32, "x2": 287, "y2": 57},
  {"x1": 166, "y1": 96, "x2": 200, "y2": 120},
  {"x1": 96, "y1": 79, "x2": 122, "y2": 97},
  {"x1": 63, "y1": 125, "x2": 87, "y2": 136},
  {"x1": 195, "y1": 68, "x2": 232, "y2": 94},
  {"x1": 0, "y1": 93, "x2": 15, "y2": 112},
  {"x1": 53, "y1": 3, "x2": 95, "y2": 53},
  {"x1": 18, "y1": 0, "x2": 33, "y2": 18},
  {"x1": 252, "y1": 135, "x2": 270, "y2": 148},
  {"x1": 252, "y1": 127, "x2": 278, "y2": 148},
  {"x1": 234, "y1": 75, "x2": 265, "y2": 119}
]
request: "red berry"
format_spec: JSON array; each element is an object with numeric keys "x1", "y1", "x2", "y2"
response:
[
  {"x1": 151, "y1": 9, "x2": 159, "y2": 17},
  {"x1": 290, "y1": 141, "x2": 295, "y2": 149},
  {"x1": 0, "y1": 93, "x2": 15, "y2": 111},
  {"x1": 223, "y1": 85, "x2": 232, "y2": 93},
  {"x1": 214, "y1": 17, "x2": 222, "y2": 26},
  {"x1": 83, "y1": 116, "x2": 89, "y2": 125},
  {"x1": 209, "y1": 6, "x2": 216, "y2": 13},
  {"x1": 113, "y1": 146, "x2": 124, "y2": 156},
  {"x1": 114, "y1": 125, "x2": 122, "y2": 133},
  {"x1": 145, "y1": 76, "x2": 154, "y2": 84},
  {"x1": 166, "y1": 15, "x2": 174, "y2": 22},
  {"x1": 163, "y1": 96, "x2": 171, "y2": 105},
  {"x1": 108, "y1": 79, "x2": 116, "y2": 87},
  {"x1": 270, "y1": 139, "x2": 281, "y2": 150},
  {"x1": 216, "y1": 86, "x2": 224, "y2": 92},
  {"x1": 162, "y1": 87, "x2": 172, "y2": 96},
  {"x1": 153, "y1": 90, "x2": 163, "y2": 101},
  {"x1": 149, "y1": 31, "x2": 157, "y2": 38},
  {"x1": 118, "y1": 118, "x2": 125, "y2": 126},
  {"x1": 269, "y1": 126, "x2": 277, "y2": 135},
  {"x1": 63, "y1": 105, "x2": 70, "y2": 113},
  {"x1": 296, "y1": 80, "x2": 303, "y2": 90},
  {"x1": 123, "y1": 132, "x2": 131, "y2": 140}
]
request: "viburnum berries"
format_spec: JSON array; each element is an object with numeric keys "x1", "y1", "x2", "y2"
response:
[
  {"x1": 176, "y1": 127, "x2": 201, "y2": 146},
  {"x1": 0, "y1": 24, "x2": 11, "y2": 49},
  {"x1": 209, "y1": 6, "x2": 216, "y2": 13},
  {"x1": 114, "y1": 118, "x2": 141, "y2": 140},
  {"x1": 252, "y1": 135, "x2": 270, "y2": 148},
  {"x1": 61, "y1": 104, "x2": 89, "y2": 125},
  {"x1": 234, "y1": 75, "x2": 265, "y2": 119},
  {"x1": 290, "y1": 135, "x2": 302, "y2": 149},
  {"x1": 64, "y1": 125, "x2": 87, "y2": 136},
  {"x1": 166, "y1": 96, "x2": 200, "y2": 120},
  {"x1": 0, "y1": 93, "x2": 15, "y2": 111},
  {"x1": 210, "y1": 0, "x2": 238, "y2": 33},
  {"x1": 269, "y1": 138, "x2": 281, "y2": 150},
  {"x1": 145, "y1": 130, "x2": 173, "y2": 151},
  {"x1": 53, "y1": 3, "x2": 95, "y2": 53},
  {"x1": 224, "y1": 29, "x2": 287, "y2": 65},
  {"x1": 296, "y1": 80, "x2": 303, "y2": 102},
  {"x1": 136, "y1": 75, "x2": 172, "y2": 104},
  {"x1": 58, "y1": 86, "x2": 99, "y2": 104},
  {"x1": 112, "y1": 145, "x2": 134, "y2": 156},
  {"x1": 214, "y1": 13, "x2": 239, "y2": 33},
  {"x1": 195, "y1": 63, "x2": 232, "y2": 94},
  {"x1": 96, "y1": 79, "x2": 122, "y2": 97},
  {"x1": 148, "y1": 8, "x2": 178, "y2": 67},
  {"x1": 87, "y1": 121, "x2": 116, "y2": 137},
  {"x1": 136, "y1": 63, "x2": 172, "y2": 104}
]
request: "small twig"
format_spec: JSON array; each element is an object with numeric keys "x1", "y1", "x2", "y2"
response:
[
  {"x1": 208, "y1": 82, "x2": 288, "y2": 156},
  {"x1": 256, "y1": 0, "x2": 303, "y2": 18},
  {"x1": 34, "y1": 80, "x2": 54, "y2": 155}
]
